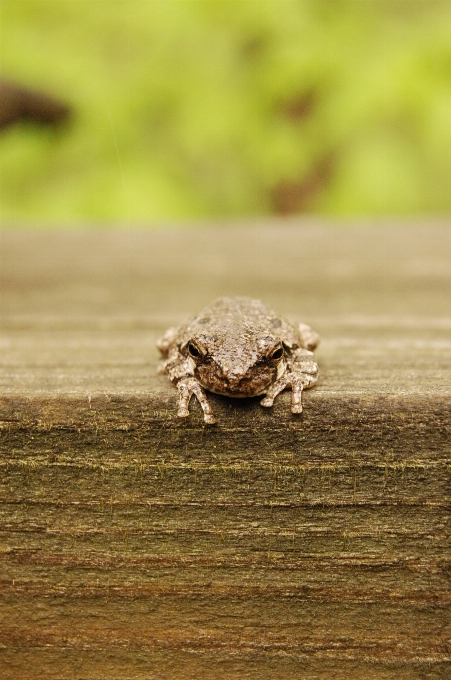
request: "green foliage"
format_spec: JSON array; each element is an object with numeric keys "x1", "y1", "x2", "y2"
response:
[{"x1": 1, "y1": 0, "x2": 451, "y2": 223}]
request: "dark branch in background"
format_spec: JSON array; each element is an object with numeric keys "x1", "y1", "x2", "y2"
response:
[
  {"x1": 0, "y1": 80, "x2": 71, "y2": 131},
  {"x1": 271, "y1": 151, "x2": 335, "y2": 214},
  {"x1": 278, "y1": 87, "x2": 318, "y2": 123},
  {"x1": 270, "y1": 88, "x2": 335, "y2": 214}
]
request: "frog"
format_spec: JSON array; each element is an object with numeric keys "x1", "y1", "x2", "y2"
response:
[{"x1": 157, "y1": 296, "x2": 319, "y2": 424}]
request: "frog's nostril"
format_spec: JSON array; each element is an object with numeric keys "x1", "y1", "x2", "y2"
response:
[
  {"x1": 227, "y1": 368, "x2": 248, "y2": 387},
  {"x1": 215, "y1": 362, "x2": 226, "y2": 377},
  {"x1": 216, "y1": 361, "x2": 247, "y2": 384}
]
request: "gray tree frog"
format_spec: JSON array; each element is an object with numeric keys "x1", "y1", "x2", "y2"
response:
[{"x1": 157, "y1": 297, "x2": 319, "y2": 424}]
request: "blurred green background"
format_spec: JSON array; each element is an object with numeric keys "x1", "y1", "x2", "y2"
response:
[{"x1": 1, "y1": 0, "x2": 451, "y2": 224}]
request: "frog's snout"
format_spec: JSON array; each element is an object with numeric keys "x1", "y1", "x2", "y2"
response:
[
  {"x1": 215, "y1": 362, "x2": 247, "y2": 389},
  {"x1": 225, "y1": 374, "x2": 244, "y2": 389},
  {"x1": 221, "y1": 362, "x2": 245, "y2": 378}
]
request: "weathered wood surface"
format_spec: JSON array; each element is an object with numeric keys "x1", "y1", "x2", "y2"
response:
[{"x1": 1, "y1": 222, "x2": 450, "y2": 679}]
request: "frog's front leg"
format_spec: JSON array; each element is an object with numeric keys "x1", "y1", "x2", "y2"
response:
[
  {"x1": 260, "y1": 372, "x2": 310, "y2": 413},
  {"x1": 289, "y1": 348, "x2": 318, "y2": 413},
  {"x1": 260, "y1": 374, "x2": 290, "y2": 409},
  {"x1": 176, "y1": 377, "x2": 216, "y2": 425},
  {"x1": 289, "y1": 371, "x2": 317, "y2": 413},
  {"x1": 161, "y1": 347, "x2": 216, "y2": 424},
  {"x1": 260, "y1": 348, "x2": 318, "y2": 414}
]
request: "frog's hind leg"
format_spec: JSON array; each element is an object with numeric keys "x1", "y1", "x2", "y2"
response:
[
  {"x1": 157, "y1": 359, "x2": 168, "y2": 375},
  {"x1": 176, "y1": 377, "x2": 216, "y2": 425},
  {"x1": 298, "y1": 323, "x2": 320, "y2": 351},
  {"x1": 157, "y1": 327, "x2": 179, "y2": 357}
]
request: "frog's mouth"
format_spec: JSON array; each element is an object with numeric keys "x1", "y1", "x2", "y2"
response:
[
  {"x1": 207, "y1": 383, "x2": 269, "y2": 398},
  {"x1": 196, "y1": 364, "x2": 277, "y2": 399}
]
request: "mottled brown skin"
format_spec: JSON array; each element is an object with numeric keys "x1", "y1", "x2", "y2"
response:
[{"x1": 157, "y1": 297, "x2": 319, "y2": 424}]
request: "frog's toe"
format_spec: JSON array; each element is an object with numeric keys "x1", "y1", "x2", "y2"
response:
[
  {"x1": 291, "y1": 403, "x2": 303, "y2": 414},
  {"x1": 260, "y1": 396, "x2": 274, "y2": 408},
  {"x1": 177, "y1": 407, "x2": 190, "y2": 418},
  {"x1": 203, "y1": 413, "x2": 216, "y2": 425}
]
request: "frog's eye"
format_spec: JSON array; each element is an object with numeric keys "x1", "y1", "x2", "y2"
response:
[
  {"x1": 270, "y1": 346, "x2": 284, "y2": 361},
  {"x1": 187, "y1": 342, "x2": 201, "y2": 359}
]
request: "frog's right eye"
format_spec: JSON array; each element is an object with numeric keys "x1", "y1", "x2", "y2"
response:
[
  {"x1": 187, "y1": 342, "x2": 201, "y2": 358},
  {"x1": 271, "y1": 346, "x2": 284, "y2": 361}
]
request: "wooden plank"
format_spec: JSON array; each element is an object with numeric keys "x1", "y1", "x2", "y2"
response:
[{"x1": 1, "y1": 222, "x2": 450, "y2": 679}]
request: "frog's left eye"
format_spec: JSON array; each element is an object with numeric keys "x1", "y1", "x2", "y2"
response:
[
  {"x1": 187, "y1": 342, "x2": 202, "y2": 359},
  {"x1": 270, "y1": 346, "x2": 284, "y2": 361}
]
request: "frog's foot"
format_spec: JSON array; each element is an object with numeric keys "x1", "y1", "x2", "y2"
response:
[{"x1": 176, "y1": 377, "x2": 216, "y2": 425}]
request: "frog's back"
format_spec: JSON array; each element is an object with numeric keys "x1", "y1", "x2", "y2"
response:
[
  {"x1": 189, "y1": 297, "x2": 274, "y2": 330},
  {"x1": 207, "y1": 296, "x2": 273, "y2": 320},
  {"x1": 181, "y1": 296, "x2": 299, "y2": 349}
]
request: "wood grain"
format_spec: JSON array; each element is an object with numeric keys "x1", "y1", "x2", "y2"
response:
[{"x1": 1, "y1": 222, "x2": 450, "y2": 679}]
